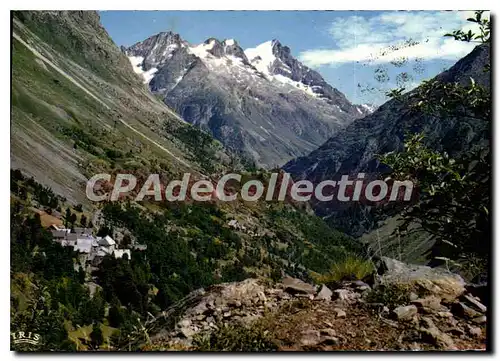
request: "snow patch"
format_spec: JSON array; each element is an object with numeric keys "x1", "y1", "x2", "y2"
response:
[
  {"x1": 225, "y1": 39, "x2": 235, "y2": 46},
  {"x1": 361, "y1": 103, "x2": 377, "y2": 113},
  {"x1": 247, "y1": 129, "x2": 266, "y2": 142},
  {"x1": 244, "y1": 41, "x2": 276, "y2": 79},
  {"x1": 273, "y1": 74, "x2": 320, "y2": 98},
  {"x1": 128, "y1": 56, "x2": 145, "y2": 74},
  {"x1": 127, "y1": 56, "x2": 157, "y2": 84},
  {"x1": 333, "y1": 105, "x2": 345, "y2": 113},
  {"x1": 171, "y1": 67, "x2": 189, "y2": 89},
  {"x1": 244, "y1": 41, "x2": 326, "y2": 100},
  {"x1": 188, "y1": 40, "x2": 216, "y2": 59},
  {"x1": 142, "y1": 67, "x2": 158, "y2": 84},
  {"x1": 259, "y1": 125, "x2": 271, "y2": 135},
  {"x1": 162, "y1": 43, "x2": 178, "y2": 56}
]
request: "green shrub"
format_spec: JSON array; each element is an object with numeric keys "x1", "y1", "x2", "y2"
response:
[
  {"x1": 193, "y1": 324, "x2": 277, "y2": 352},
  {"x1": 365, "y1": 283, "x2": 413, "y2": 309},
  {"x1": 312, "y1": 256, "x2": 375, "y2": 284}
]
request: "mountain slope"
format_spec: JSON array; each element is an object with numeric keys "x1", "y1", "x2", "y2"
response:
[
  {"x1": 284, "y1": 44, "x2": 490, "y2": 183},
  {"x1": 124, "y1": 35, "x2": 372, "y2": 168},
  {"x1": 11, "y1": 11, "x2": 241, "y2": 205},
  {"x1": 11, "y1": 8, "x2": 367, "y2": 300},
  {"x1": 11, "y1": 11, "x2": 367, "y2": 283},
  {"x1": 283, "y1": 44, "x2": 490, "y2": 255}
]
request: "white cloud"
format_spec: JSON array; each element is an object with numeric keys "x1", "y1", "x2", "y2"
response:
[{"x1": 300, "y1": 11, "x2": 488, "y2": 67}]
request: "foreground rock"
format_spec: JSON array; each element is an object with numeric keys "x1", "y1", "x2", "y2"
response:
[
  {"x1": 316, "y1": 284, "x2": 333, "y2": 300},
  {"x1": 282, "y1": 276, "x2": 316, "y2": 295},
  {"x1": 376, "y1": 257, "x2": 466, "y2": 301},
  {"x1": 393, "y1": 305, "x2": 418, "y2": 321},
  {"x1": 419, "y1": 317, "x2": 456, "y2": 349},
  {"x1": 139, "y1": 265, "x2": 487, "y2": 351}
]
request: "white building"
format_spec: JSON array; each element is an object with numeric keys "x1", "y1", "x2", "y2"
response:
[{"x1": 98, "y1": 235, "x2": 116, "y2": 251}]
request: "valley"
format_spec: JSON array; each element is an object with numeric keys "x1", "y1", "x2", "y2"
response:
[{"x1": 10, "y1": 10, "x2": 491, "y2": 352}]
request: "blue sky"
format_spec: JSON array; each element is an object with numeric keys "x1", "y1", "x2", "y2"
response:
[{"x1": 100, "y1": 11, "x2": 480, "y2": 105}]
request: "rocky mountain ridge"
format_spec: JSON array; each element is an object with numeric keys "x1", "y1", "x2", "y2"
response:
[
  {"x1": 124, "y1": 33, "x2": 373, "y2": 168},
  {"x1": 283, "y1": 43, "x2": 490, "y2": 240},
  {"x1": 11, "y1": 11, "x2": 246, "y2": 207}
]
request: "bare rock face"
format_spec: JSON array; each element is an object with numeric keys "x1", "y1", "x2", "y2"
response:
[
  {"x1": 451, "y1": 302, "x2": 483, "y2": 319},
  {"x1": 472, "y1": 315, "x2": 487, "y2": 324},
  {"x1": 411, "y1": 296, "x2": 446, "y2": 313},
  {"x1": 283, "y1": 44, "x2": 490, "y2": 239},
  {"x1": 300, "y1": 330, "x2": 321, "y2": 347},
  {"x1": 124, "y1": 35, "x2": 371, "y2": 168},
  {"x1": 376, "y1": 257, "x2": 466, "y2": 302},
  {"x1": 300, "y1": 329, "x2": 340, "y2": 348},
  {"x1": 144, "y1": 269, "x2": 486, "y2": 351},
  {"x1": 392, "y1": 305, "x2": 418, "y2": 322},
  {"x1": 419, "y1": 324, "x2": 456, "y2": 349},
  {"x1": 333, "y1": 289, "x2": 361, "y2": 304},
  {"x1": 281, "y1": 276, "x2": 316, "y2": 295},
  {"x1": 333, "y1": 308, "x2": 346, "y2": 318},
  {"x1": 461, "y1": 294, "x2": 487, "y2": 313},
  {"x1": 466, "y1": 325, "x2": 482, "y2": 338},
  {"x1": 316, "y1": 284, "x2": 333, "y2": 300}
]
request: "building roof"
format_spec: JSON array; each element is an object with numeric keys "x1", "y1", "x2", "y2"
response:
[
  {"x1": 73, "y1": 238, "x2": 93, "y2": 253},
  {"x1": 96, "y1": 250, "x2": 107, "y2": 257},
  {"x1": 66, "y1": 233, "x2": 78, "y2": 241},
  {"x1": 61, "y1": 240, "x2": 76, "y2": 247},
  {"x1": 73, "y1": 227, "x2": 93, "y2": 236},
  {"x1": 98, "y1": 246, "x2": 113, "y2": 255},
  {"x1": 99, "y1": 235, "x2": 116, "y2": 247},
  {"x1": 51, "y1": 230, "x2": 68, "y2": 239}
]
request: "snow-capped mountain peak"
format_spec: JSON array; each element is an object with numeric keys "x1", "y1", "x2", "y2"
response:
[
  {"x1": 188, "y1": 38, "x2": 218, "y2": 59},
  {"x1": 123, "y1": 33, "x2": 372, "y2": 166},
  {"x1": 353, "y1": 103, "x2": 378, "y2": 115},
  {"x1": 244, "y1": 40, "x2": 277, "y2": 79},
  {"x1": 125, "y1": 34, "x2": 372, "y2": 117}
]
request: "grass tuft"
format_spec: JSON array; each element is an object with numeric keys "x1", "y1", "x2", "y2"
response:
[
  {"x1": 192, "y1": 323, "x2": 278, "y2": 352},
  {"x1": 311, "y1": 256, "x2": 375, "y2": 284}
]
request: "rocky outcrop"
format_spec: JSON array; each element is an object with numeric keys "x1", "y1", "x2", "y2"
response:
[
  {"x1": 282, "y1": 276, "x2": 316, "y2": 295},
  {"x1": 316, "y1": 284, "x2": 333, "y2": 300},
  {"x1": 141, "y1": 265, "x2": 487, "y2": 351},
  {"x1": 393, "y1": 305, "x2": 418, "y2": 321},
  {"x1": 375, "y1": 257, "x2": 466, "y2": 302}
]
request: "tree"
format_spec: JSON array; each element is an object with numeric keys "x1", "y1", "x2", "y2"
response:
[
  {"x1": 80, "y1": 214, "x2": 87, "y2": 228},
  {"x1": 379, "y1": 11, "x2": 490, "y2": 280},
  {"x1": 89, "y1": 323, "x2": 104, "y2": 350},
  {"x1": 64, "y1": 208, "x2": 71, "y2": 228},
  {"x1": 69, "y1": 213, "x2": 77, "y2": 228},
  {"x1": 121, "y1": 234, "x2": 132, "y2": 248},
  {"x1": 108, "y1": 304, "x2": 125, "y2": 328}
]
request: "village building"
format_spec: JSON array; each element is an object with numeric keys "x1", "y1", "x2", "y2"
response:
[
  {"x1": 98, "y1": 235, "x2": 116, "y2": 251},
  {"x1": 48, "y1": 222, "x2": 142, "y2": 268},
  {"x1": 50, "y1": 224, "x2": 71, "y2": 242},
  {"x1": 113, "y1": 249, "x2": 131, "y2": 260},
  {"x1": 73, "y1": 227, "x2": 93, "y2": 236}
]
